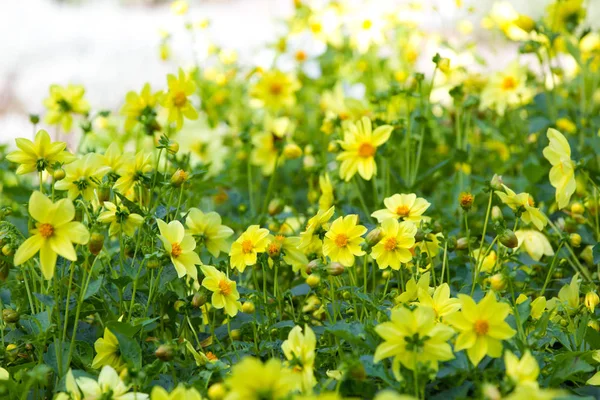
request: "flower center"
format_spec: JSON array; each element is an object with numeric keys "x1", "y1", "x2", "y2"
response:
[
  {"x1": 219, "y1": 279, "x2": 232, "y2": 295},
  {"x1": 474, "y1": 320, "x2": 489, "y2": 336},
  {"x1": 358, "y1": 142, "x2": 376, "y2": 158},
  {"x1": 334, "y1": 234, "x2": 349, "y2": 248},
  {"x1": 268, "y1": 242, "x2": 281, "y2": 256},
  {"x1": 501, "y1": 76, "x2": 517, "y2": 91},
  {"x1": 395, "y1": 205, "x2": 410, "y2": 217},
  {"x1": 241, "y1": 239, "x2": 254, "y2": 254},
  {"x1": 269, "y1": 82, "x2": 283, "y2": 95},
  {"x1": 527, "y1": 196, "x2": 535, "y2": 207},
  {"x1": 383, "y1": 237, "x2": 398, "y2": 251},
  {"x1": 38, "y1": 223, "x2": 54, "y2": 239},
  {"x1": 295, "y1": 50, "x2": 307, "y2": 62},
  {"x1": 362, "y1": 19, "x2": 373, "y2": 30},
  {"x1": 173, "y1": 91, "x2": 188, "y2": 108},
  {"x1": 310, "y1": 22, "x2": 322, "y2": 34},
  {"x1": 171, "y1": 242, "x2": 182, "y2": 257}
]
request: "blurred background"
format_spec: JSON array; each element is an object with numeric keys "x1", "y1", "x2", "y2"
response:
[{"x1": 1, "y1": 0, "x2": 599, "y2": 144}]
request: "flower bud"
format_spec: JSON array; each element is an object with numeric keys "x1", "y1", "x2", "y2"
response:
[
  {"x1": 208, "y1": 383, "x2": 226, "y2": 400},
  {"x1": 438, "y1": 57, "x2": 450, "y2": 73},
  {"x1": 89, "y1": 231, "x2": 105, "y2": 256},
  {"x1": 147, "y1": 256, "x2": 161, "y2": 270},
  {"x1": 174, "y1": 300, "x2": 186, "y2": 313},
  {"x1": 590, "y1": 320, "x2": 600, "y2": 331},
  {"x1": 456, "y1": 237, "x2": 469, "y2": 250},
  {"x1": 326, "y1": 262, "x2": 345, "y2": 276},
  {"x1": 490, "y1": 174, "x2": 503, "y2": 191},
  {"x1": 366, "y1": 228, "x2": 383, "y2": 246},
  {"x1": 306, "y1": 274, "x2": 321, "y2": 288},
  {"x1": 586, "y1": 291, "x2": 600, "y2": 313},
  {"x1": 191, "y1": 292, "x2": 207, "y2": 308},
  {"x1": 29, "y1": 114, "x2": 40, "y2": 124},
  {"x1": 305, "y1": 259, "x2": 319, "y2": 275},
  {"x1": 283, "y1": 143, "x2": 302, "y2": 159},
  {"x1": 155, "y1": 345, "x2": 174, "y2": 361},
  {"x1": 499, "y1": 229, "x2": 518, "y2": 248},
  {"x1": 570, "y1": 233, "x2": 582, "y2": 248},
  {"x1": 242, "y1": 301, "x2": 255, "y2": 314},
  {"x1": 414, "y1": 229, "x2": 425, "y2": 243},
  {"x1": 53, "y1": 168, "x2": 66, "y2": 181},
  {"x1": 98, "y1": 185, "x2": 111, "y2": 204},
  {"x1": 230, "y1": 329, "x2": 241, "y2": 340},
  {"x1": 167, "y1": 140, "x2": 179, "y2": 154},
  {"x1": 2, "y1": 309, "x2": 19, "y2": 323},
  {"x1": 170, "y1": 169, "x2": 188, "y2": 187},
  {"x1": 571, "y1": 202, "x2": 585, "y2": 215},
  {"x1": 1, "y1": 245, "x2": 13, "y2": 257},
  {"x1": 459, "y1": 192, "x2": 474, "y2": 211},
  {"x1": 268, "y1": 198, "x2": 285, "y2": 216},
  {"x1": 489, "y1": 274, "x2": 506, "y2": 291},
  {"x1": 491, "y1": 205, "x2": 503, "y2": 222}
]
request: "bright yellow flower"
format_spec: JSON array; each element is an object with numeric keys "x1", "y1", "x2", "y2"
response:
[
  {"x1": 515, "y1": 230, "x2": 554, "y2": 261},
  {"x1": 531, "y1": 296, "x2": 547, "y2": 319},
  {"x1": 504, "y1": 383, "x2": 565, "y2": 400},
  {"x1": 396, "y1": 272, "x2": 430, "y2": 304},
  {"x1": 161, "y1": 68, "x2": 198, "y2": 130},
  {"x1": 230, "y1": 225, "x2": 270, "y2": 272},
  {"x1": 322, "y1": 215, "x2": 366, "y2": 266},
  {"x1": 120, "y1": 83, "x2": 162, "y2": 132},
  {"x1": 251, "y1": 117, "x2": 293, "y2": 176},
  {"x1": 337, "y1": 117, "x2": 392, "y2": 181},
  {"x1": 495, "y1": 185, "x2": 547, "y2": 230},
  {"x1": 13, "y1": 191, "x2": 89, "y2": 280},
  {"x1": 543, "y1": 128, "x2": 576, "y2": 209},
  {"x1": 282, "y1": 325, "x2": 317, "y2": 392},
  {"x1": 318, "y1": 173, "x2": 334, "y2": 210},
  {"x1": 157, "y1": 219, "x2": 201, "y2": 285},
  {"x1": 472, "y1": 248, "x2": 498, "y2": 273},
  {"x1": 225, "y1": 357, "x2": 300, "y2": 400},
  {"x1": 446, "y1": 292, "x2": 516, "y2": 366},
  {"x1": 114, "y1": 151, "x2": 153, "y2": 195},
  {"x1": 479, "y1": 61, "x2": 533, "y2": 116},
  {"x1": 557, "y1": 273, "x2": 580, "y2": 313},
  {"x1": 185, "y1": 208, "x2": 233, "y2": 258},
  {"x1": 374, "y1": 306, "x2": 455, "y2": 376},
  {"x1": 299, "y1": 206, "x2": 335, "y2": 253},
  {"x1": 151, "y1": 385, "x2": 202, "y2": 400},
  {"x1": 505, "y1": 350, "x2": 539, "y2": 385},
  {"x1": 371, "y1": 193, "x2": 430, "y2": 223},
  {"x1": 101, "y1": 143, "x2": 132, "y2": 173},
  {"x1": 55, "y1": 370, "x2": 81, "y2": 400},
  {"x1": 43, "y1": 84, "x2": 90, "y2": 132},
  {"x1": 98, "y1": 201, "x2": 144, "y2": 237},
  {"x1": 417, "y1": 283, "x2": 461, "y2": 319},
  {"x1": 54, "y1": 153, "x2": 110, "y2": 201},
  {"x1": 200, "y1": 265, "x2": 240, "y2": 317},
  {"x1": 6, "y1": 129, "x2": 76, "y2": 175},
  {"x1": 250, "y1": 70, "x2": 300, "y2": 110},
  {"x1": 266, "y1": 235, "x2": 309, "y2": 273},
  {"x1": 91, "y1": 328, "x2": 125, "y2": 371},
  {"x1": 371, "y1": 218, "x2": 416, "y2": 270},
  {"x1": 76, "y1": 365, "x2": 148, "y2": 400}
]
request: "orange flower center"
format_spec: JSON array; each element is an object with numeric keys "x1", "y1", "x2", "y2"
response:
[
  {"x1": 173, "y1": 91, "x2": 188, "y2": 107},
  {"x1": 269, "y1": 82, "x2": 283, "y2": 95},
  {"x1": 527, "y1": 196, "x2": 535, "y2": 207},
  {"x1": 38, "y1": 223, "x2": 54, "y2": 239},
  {"x1": 206, "y1": 351, "x2": 218, "y2": 362},
  {"x1": 383, "y1": 237, "x2": 398, "y2": 251},
  {"x1": 171, "y1": 243, "x2": 182, "y2": 257},
  {"x1": 358, "y1": 142, "x2": 376, "y2": 158},
  {"x1": 219, "y1": 279, "x2": 232, "y2": 295},
  {"x1": 268, "y1": 242, "x2": 281, "y2": 256},
  {"x1": 395, "y1": 205, "x2": 410, "y2": 217},
  {"x1": 474, "y1": 320, "x2": 489, "y2": 336},
  {"x1": 501, "y1": 76, "x2": 517, "y2": 91},
  {"x1": 241, "y1": 239, "x2": 254, "y2": 254},
  {"x1": 334, "y1": 233, "x2": 349, "y2": 248},
  {"x1": 295, "y1": 50, "x2": 307, "y2": 62}
]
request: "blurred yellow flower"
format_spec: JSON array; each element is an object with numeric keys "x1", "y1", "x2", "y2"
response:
[
  {"x1": 151, "y1": 385, "x2": 202, "y2": 400},
  {"x1": 225, "y1": 357, "x2": 299, "y2": 400},
  {"x1": 43, "y1": 84, "x2": 90, "y2": 132},
  {"x1": 250, "y1": 70, "x2": 300, "y2": 110},
  {"x1": 479, "y1": 61, "x2": 533, "y2": 116},
  {"x1": 251, "y1": 117, "x2": 293, "y2": 176},
  {"x1": 318, "y1": 173, "x2": 334, "y2": 211},
  {"x1": 505, "y1": 350, "x2": 539, "y2": 385},
  {"x1": 185, "y1": 208, "x2": 233, "y2": 257},
  {"x1": 114, "y1": 151, "x2": 153, "y2": 195},
  {"x1": 54, "y1": 153, "x2": 110, "y2": 201},
  {"x1": 282, "y1": 325, "x2": 317, "y2": 391},
  {"x1": 91, "y1": 328, "x2": 125, "y2": 371},
  {"x1": 98, "y1": 201, "x2": 144, "y2": 237},
  {"x1": 543, "y1": 128, "x2": 576, "y2": 209},
  {"x1": 161, "y1": 68, "x2": 198, "y2": 130},
  {"x1": 515, "y1": 230, "x2": 554, "y2": 261},
  {"x1": 495, "y1": 185, "x2": 547, "y2": 230},
  {"x1": 120, "y1": 83, "x2": 162, "y2": 132}
]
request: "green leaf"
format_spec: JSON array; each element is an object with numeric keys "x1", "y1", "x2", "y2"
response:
[
  {"x1": 592, "y1": 243, "x2": 600, "y2": 264},
  {"x1": 84, "y1": 277, "x2": 103, "y2": 300}
]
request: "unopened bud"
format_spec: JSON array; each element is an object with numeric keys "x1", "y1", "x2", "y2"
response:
[
  {"x1": 53, "y1": 168, "x2": 66, "y2": 181},
  {"x1": 242, "y1": 301, "x2": 255, "y2": 313},
  {"x1": 414, "y1": 229, "x2": 425, "y2": 243},
  {"x1": 499, "y1": 229, "x2": 518, "y2": 248},
  {"x1": 283, "y1": 143, "x2": 302, "y2": 159},
  {"x1": 306, "y1": 274, "x2": 321, "y2": 288},
  {"x1": 167, "y1": 140, "x2": 180, "y2": 154},
  {"x1": 305, "y1": 259, "x2": 319, "y2": 275},
  {"x1": 571, "y1": 202, "x2": 584, "y2": 215},
  {"x1": 489, "y1": 274, "x2": 506, "y2": 291},
  {"x1": 170, "y1": 169, "x2": 188, "y2": 187},
  {"x1": 268, "y1": 198, "x2": 285, "y2": 216},
  {"x1": 366, "y1": 228, "x2": 383, "y2": 246},
  {"x1": 326, "y1": 262, "x2": 345, "y2": 276},
  {"x1": 456, "y1": 237, "x2": 468, "y2": 250},
  {"x1": 208, "y1": 383, "x2": 226, "y2": 400},
  {"x1": 89, "y1": 231, "x2": 105, "y2": 255},
  {"x1": 147, "y1": 256, "x2": 161, "y2": 269},
  {"x1": 1, "y1": 245, "x2": 12, "y2": 257},
  {"x1": 491, "y1": 206, "x2": 503, "y2": 222},
  {"x1": 570, "y1": 233, "x2": 582, "y2": 248},
  {"x1": 459, "y1": 192, "x2": 474, "y2": 211},
  {"x1": 29, "y1": 114, "x2": 40, "y2": 124},
  {"x1": 230, "y1": 329, "x2": 241, "y2": 340},
  {"x1": 586, "y1": 291, "x2": 600, "y2": 313},
  {"x1": 490, "y1": 174, "x2": 503, "y2": 191},
  {"x1": 2, "y1": 309, "x2": 19, "y2": 323},
  {"x1": 174, "y1": 300, "x2": 186, "y2": 313},
  {"x1": 438, "y1": 57, "x2": 450, "y2": 73},
  {"x1": 155, "y1": 345, "x2": 174, "y2": 361},
  {"x1": 191, "y1": 292, "x2": 207, "y2": 308},
  {"x1": 98, "y1": 185, "x2": 111, "y2": 204}
]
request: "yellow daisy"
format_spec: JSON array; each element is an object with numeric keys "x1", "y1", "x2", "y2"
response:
[{"x1": 322, "y1": 215, "x2": 366, "y2": 267}]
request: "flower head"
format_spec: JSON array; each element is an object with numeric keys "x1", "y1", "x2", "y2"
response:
[
  {"x1": 299, "y1": 206, "x2": 335, "y2": 253},
  {"x1": 200, "y1": 265, "x2": 240, "y2": 317},
  {"x1": 91, "y1": 328, "x2": 125, "y2": 371},
  {"x1": 543, "y1": 128, "x2": 576, "y2": 209},
  {"x1": 54, "y1": 153, "x2": 110, "y2": 201},
  {"x1": 230, "y1": 225, "x2": 270, "y2": 272},
  {"x1": 495, "y1": 185, "x2": 547, "y2": 230},
  {"x1": 250, "y1": 70, "x2": 300, "y2": 110},
  {"x1": 161, "y1": 68, "x2": 198, "y2": 130},
  {"x1": 157, "y1": 219, "x2": 201, "y2": 286},
  {"x1": 185, "y1": 208, "x2": 233, "y2": 258},
  {"x1": 98, "y1": 201, "x2": 144, "y2": 237},
  {"x1": 322, "y1": 215, "x2": 366, "y2": 266},
  {"x1": 43, "y1": 84, "x2": 90, "y2": 132},
  {"x1": 514, "y1": 230, "x2": 554, "y2": 261},
  {"x1": 76, "y1": 365, "x2": 148, "y2": 400},
  {"x1": 6, "y1": 129, "x2": 75, "y2": 175},
  {"x1": 282, "y1": 325, "x2": 317, "y2": 391},
  {"x1": 121, "y1": 83, "x2": 162, "y2": 133},
  {"x1": 417, "y1": 283, "x2": 461, "y2": 320},
  {"x1": 371, "y1": 218, "x2": 416, "y2": 270},
  {"x1": 371, "y1": 193, "x2": 430, "y2": 223},
  {"x1": 225, "y1": 357, "x2": 300, "y2": 400}
]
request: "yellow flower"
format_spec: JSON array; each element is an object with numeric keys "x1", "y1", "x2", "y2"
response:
[
  {"x1": 230, "y1": 225, "x2": 270, "y2": 272},
  {"x1": 495, "y1": 185, "x2": 547, "y2": 230},
  {"x1": 91, "y1": 328, "x2": 126, "y2": 371},
  {"x1": 282, "y1": 325, "x2": 317, "y2": 392},
  {"x1": 417, "y1": 283, "x2": 461, "y2": 319},
  {"x1": 157, "y1": 219, "x2": 201, "y2": 285},
  {"x1": 322, "y1": 215, "x2": 366, "y2": 266},
  {"x1": 54, "y1": 153, "x2": 110, "y2": 201},
  {"x1": 396, "y1": 272, "x2": 430, "y2": 304},
  {"x1": 251, "y1": 117, "x2": 293, "y2": 176},
  {"x1": 101, "y1": 143, "x2": 132, "y2": 173},
  {"x1": 55, "y1": 370, "x2": 81, "y2": 400},
  {"x1": 556, "y1": 118, "x2": 577, "y2": 134},
  {"x1": 472, "y1": 248, "x2": 498, "y2": 273},
  {"x1": 43, "y1": 84, "x2": 90, "y2": 132},
  {"x1": 543, "y1": 128, "x2": 576, "y2": 209},
  {"x1": 161, "y1": 68, "x2": 198, "y2": 130},
  {"x1": 318, "y1": 173, "x2": 334, "y2": 211},
  {"x1": 371, "y1": 218, "x2": 416, "y2": 270},
  {"x1": 557, "y1": 273, "x2": 580, "y2": 313},
  {"x1": 13, "y1": 191, "x2": 89, "y2": 280},
  {"x1": 531, "y1": 296, "x2": 547, "y2": 319},
  {"x1": 185, "y1": 208, "x2": 233, "y2": 258},
  {"x1": 6, "y1": 129, "x2": 75, "y2": 175},
  {"x1": 446, "y1": 292, "x2": 516, "y2": 366},
  {"x1": 76, "y1": 366, "x2": 148, "y2": 400},
  {"x1": 114, "y1": 151, "x2": 153, "y2": 195},
  {"x1": 514, "y1": 230, "x2": 554, "y2": 261},
  {"x1": 98, "y1": 201, "x2": 144, "y2": 237},
  {"x1": 200, "y1": 265, "x2": 240, "y2": 317},
  {"x1": 337, "y1": 117, "x2": 392, "y2": 181},
  {"x1": 479, "y1": 61, "x2": 533, "y2": 116},
  {"x1": 371, "y1": 193, "x2": 430, "y2": 223},
  {"x1": 170, "y1": 0, "x2": 189, "y2": 16},
  {"x1": 374, "y1": 306, "x2": 455, "y2": 376},
  {"x1": 151, "y1": 385, "x2": 202, "y2": 400},
  {"x1": 225, "y1": 357, "x2": 300, "y2": 400},
  {"x1": 505, "y1": 350, "x2": 539, "y2": 385},
  {"x1": 299, "y1": 206, "x2": 335, "y2": 253},
  {"x1": 266, "y1": 235, "x2": 309, "y2": 273},
  {"x1": 250, "y1": 70, "x2": 300, "y2": 110},
  {"x1": 545, "y1": 0, "x2": 585, "y2": 33},
  {"x1": 120, "y1": 83, "x2": 162, "y2": 132}
]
